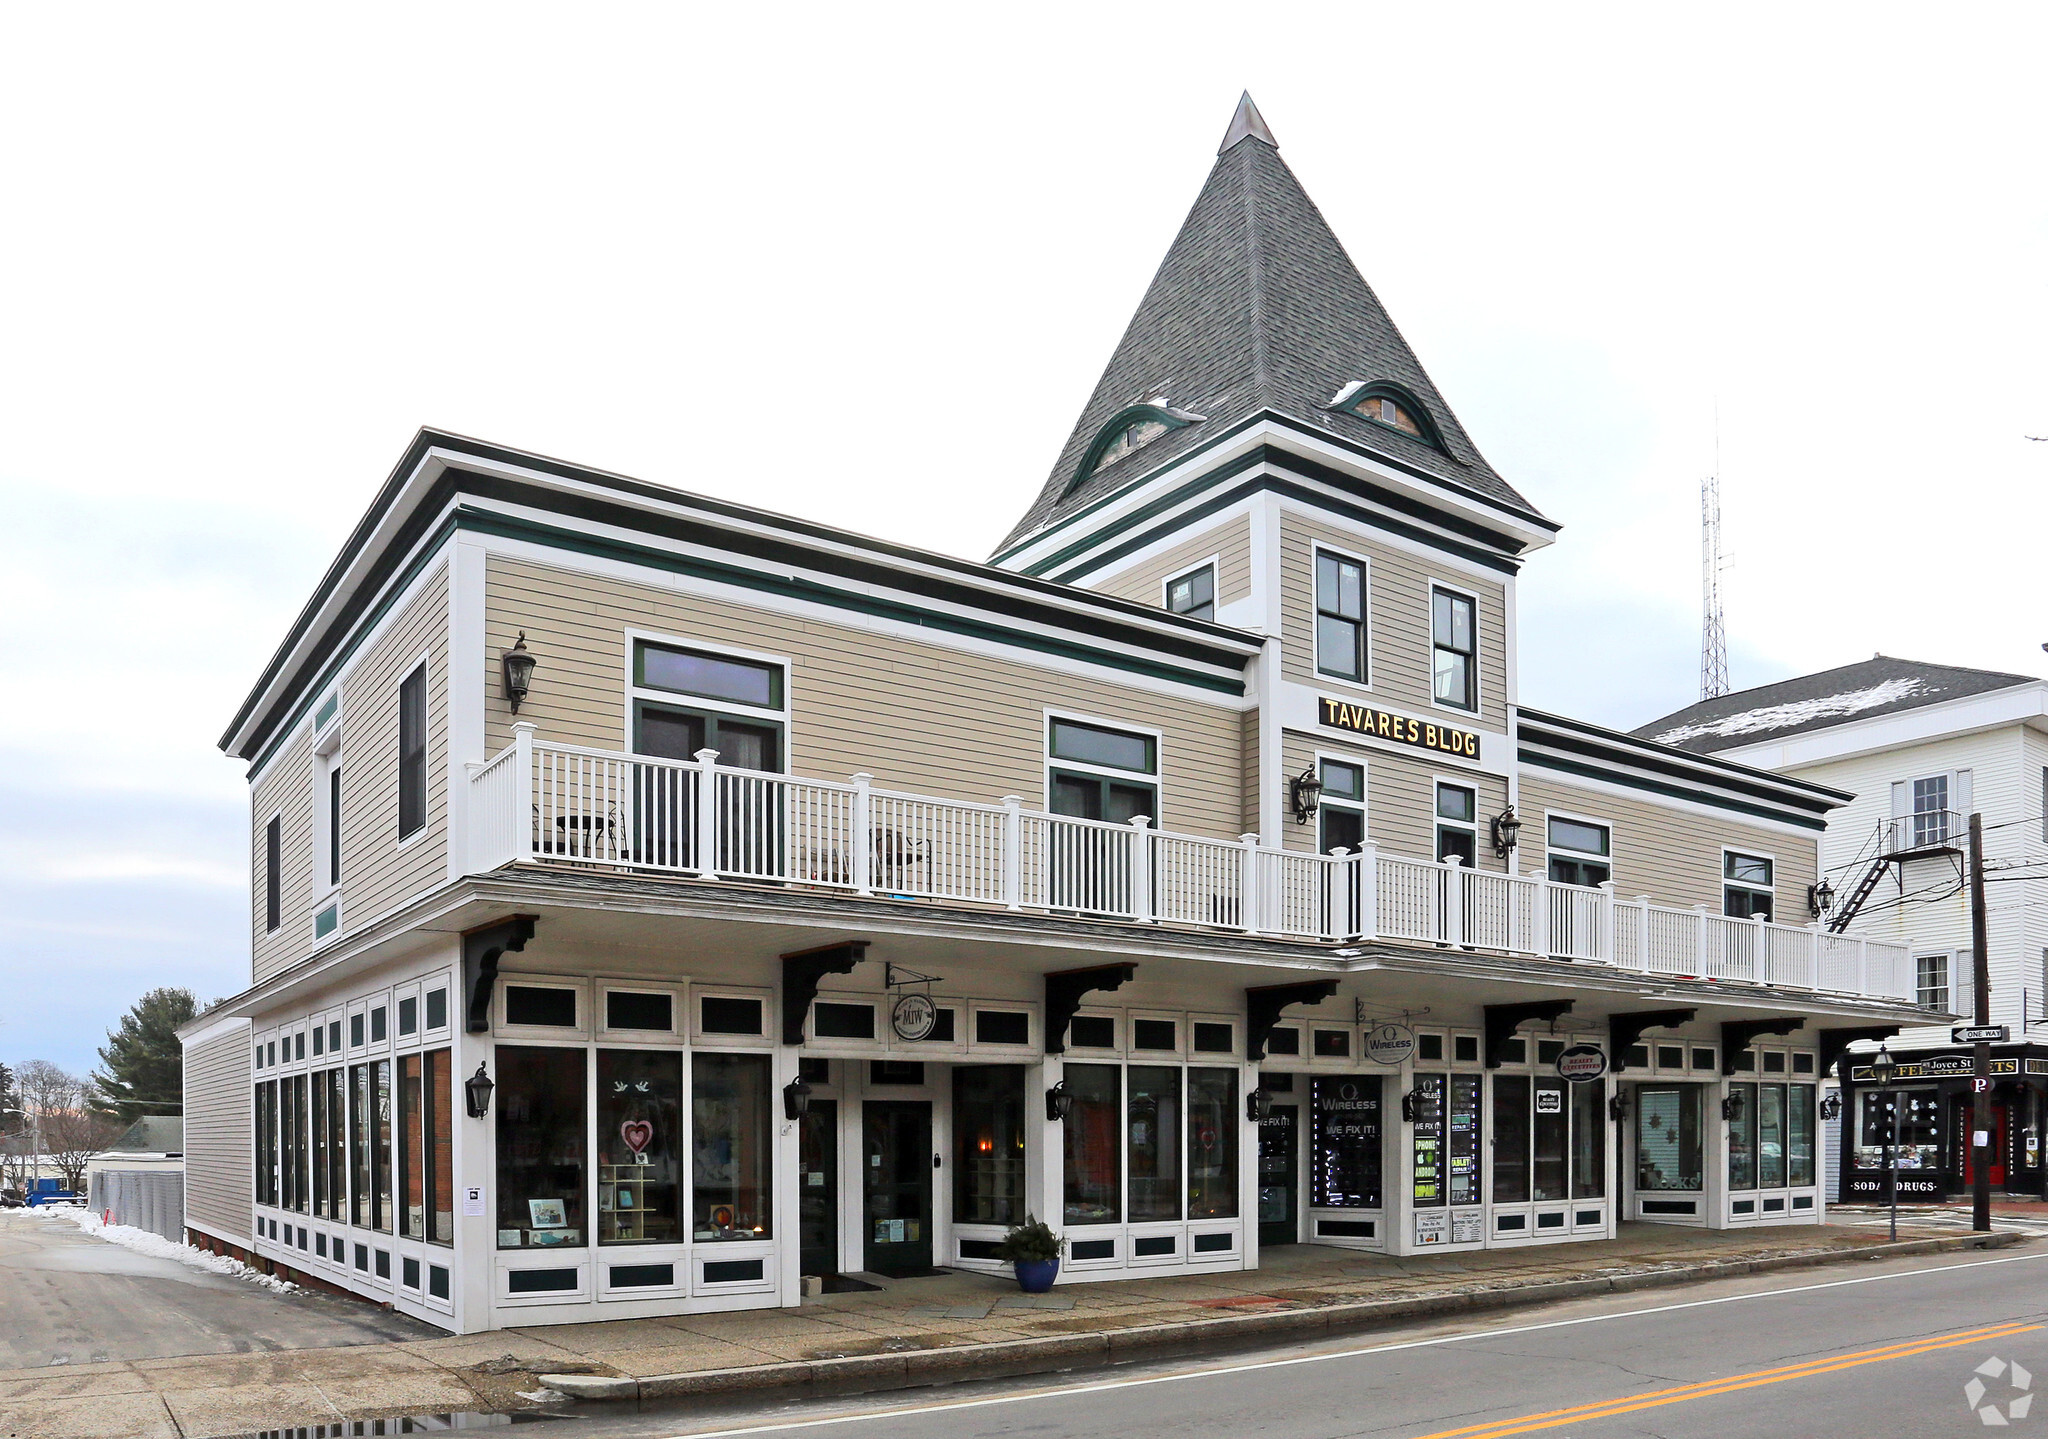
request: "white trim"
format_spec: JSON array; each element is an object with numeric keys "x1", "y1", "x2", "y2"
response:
[
  {"x1": 1515, "y1": 760, "x2": 1823, "y2": 837},
  {"x1": 181, "y1": 1013, "x2": 252, "y2": 1050},
  {"x1": 1425, "y1": 579, "x2": 1482, "y2": 719},
  {"x1": 1707, "y1": 682, "x2": 2048, "y2": 771}
]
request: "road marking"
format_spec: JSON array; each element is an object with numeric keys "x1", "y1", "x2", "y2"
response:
[
  {"x1": 661, "y1": 1246, "x2": 2048, "y2": 1438},
  {"x1": 1404, "y1": 1321, "x2": 2045, "y2": 1439}
]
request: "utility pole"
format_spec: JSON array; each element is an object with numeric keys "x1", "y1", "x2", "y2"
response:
[{"x1": 1969, "y1": 812, "x2": 1992, "y2": 1233}]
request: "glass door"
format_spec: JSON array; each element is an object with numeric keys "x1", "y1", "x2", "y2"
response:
[
  {"x1": 863, "y1": 1100, "x2": 934, "y2": 1276},
  {"x1": 1258, "y1": 1098, "x2": 1300, "y2": 1245},
  {"x1": 1634, "y1": 1085, "x2": 1704, "y2": 1204},
  {"x1": 799, "y1": 1100, "x2": 838, "y2": 1278}
]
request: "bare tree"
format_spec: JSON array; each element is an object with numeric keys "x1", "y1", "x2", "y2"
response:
[
  {"x1": 41, "y1": 1109, "x2": 120, "y2": 1192},
  {"x1": 10, "y1": 1062, "x2": 115, "y2": 1191}
]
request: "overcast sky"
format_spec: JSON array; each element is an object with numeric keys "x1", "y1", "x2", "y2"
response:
[{"x1": 3, "y1": 4, "x2": 2043, "y2": 1076}]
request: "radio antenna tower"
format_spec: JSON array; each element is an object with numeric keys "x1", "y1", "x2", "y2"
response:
[{"x1": 1700, "y1": 470, "x2": 1730, "y2": 699}]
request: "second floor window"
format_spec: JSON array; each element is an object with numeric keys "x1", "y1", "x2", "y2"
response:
[
  {"x1": 631, "y1": 640, "x2": 787, "y2": 774},
  {"x1": 265, "y1": 815, "x2": 282, "y2": 933},
  {"x1": 1916, "y1": 953, "x2": 1951, "y2": 1012},
  {"x1": 1723, "y1": 852, "x2": 1774, "y2": 919},
  {"x1": 1166, "y1": 565, "x2": 1216, "y2": 622},
  {"x1": 1319, "y1": 759, "x2": 1365, "y2": 854},
  {"x1": 1436, "y1": 784, "x2": 1478, "y2": 866},
  {"x1": 1047, "y1": 717, "x2": 1157, "y2": 823},
  {"x1": 1910, "y1": 774, "x2": 1950, "y2": 848},
  {"x1": 1431, "y1": 588, "x2": 1477, "y2": 711},
  {"x1": 1547, "y1": 816, "x2": 1611, "y2": 887},
  {"x1": 1316, "y1": 551, "x2": 1368, "y2": 683},
  {"x1": 398, "y1": 663, "x2": 426, "y2": 840}
]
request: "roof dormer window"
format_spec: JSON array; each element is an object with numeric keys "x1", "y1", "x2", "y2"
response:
[
  {"x1": 1329, "y1": 381, "x2": 1443, "y2": 450},
  {"x1": 1065, "y1": 400, "x2": 1202, "y2": 494}
]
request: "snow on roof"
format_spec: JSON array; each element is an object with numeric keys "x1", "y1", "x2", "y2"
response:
[{"x1": 1648, "y1": 677, "x2": 1928, "y2": 747}]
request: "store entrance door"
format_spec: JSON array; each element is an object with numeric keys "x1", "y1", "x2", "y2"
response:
[
  {"x1": 863, "y1": 1100, "x2": 934, "y2": 1276},
  {"x1": 1257, "y1": 1099, "x2": 1300, "y2": 1246},
  {"x1": 798, "y1": 1099, "x2": 838, "y2": 1278},
  {"x1": 1958, "y1": 1095, "x2": 2010, "y2": 1189}
]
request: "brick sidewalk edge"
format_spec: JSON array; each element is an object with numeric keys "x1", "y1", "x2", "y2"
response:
[{"x1": 540, "y1": 1231, "x2": 2026, "y2": 1403}]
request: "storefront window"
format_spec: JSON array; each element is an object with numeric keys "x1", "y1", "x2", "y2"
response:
[
  {"x1": 427, "y1": 1048, "x2": 453, "y2": 1243},
  {"x1": 1188, "y1": 1068, "x2": 1238, "y2": 1219},
  {"x1": 399, "y1": 1054, "x2": 422, "y2": 1237},
  {"x1": 1636, "y1": 1086, "x2": 1703, "y2": 1190},
  {"x1": 254, "y1": 1081, "x2": 277, "y2": 1207},
  {"x1": 1855, "y1": 1087, "x2": 1941, "y2": 1170},
  {"x1": 287, "y1": 1074, "x2": 307, "y2": 1214},
  {"x1": 373, "y1": 1059, "x2": 393, "y2": 1232},
  {"x1": 1728, "y1": 1082, "x2": 1758, "y2": 1190},
  {"x1": 350, "y1": 1064, "x2": 371, "y2": 1228},
  {"x1": 1412, "y1": 1074, "x2": 1447, "y2": 1206},
  {"x1": 692, "y1": 1052, "x2": 771, "y2": 1240},
  {"x1": 1493, "y1": 1076, "x2": 1530, "y2": 1203},
  {"x1": 1128, "y1": 1067, "x2": 1182, "y2": 1221},
  {"x1": 1311, "y1": 1074, "x2": 1383, "y2": 1208},
  {"x1": 496, "y1": 1045, "x2": 586, "y2": 1250},
  {"x1": 1448, "y1": 1075, "x2": 1481, "y2": 1204},
  {"x1": 1532, "y1": 1078, "x2": 1568, "y2": 1201},
  {"x1": 955, "y1": 1065, "x2": 1026, "y2": 1227},
  {"x1": 1787, "y1": 1084, "x2": 1815, "y2": 1186},
  {"x1": 597, "y1": 1049, "x2": 683, "y2": 1245},
  {"x1": 1571, "y1": 1079, "x2": 1605, "y2": 1198},
  {"x1": 312, "y1": 1070, "x2": 329, "y2": 1218},
  {"x1": 1758, "y1": 1084, "x2": 1788, "y2": 1189},
  {"x1": 1062, "y1": 1063, "x2": 1121, "y2": 1225}
]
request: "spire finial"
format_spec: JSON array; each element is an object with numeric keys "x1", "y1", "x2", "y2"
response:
[{"x1": 1218, "y1": 92, "x2": 1277, "y2": 154}]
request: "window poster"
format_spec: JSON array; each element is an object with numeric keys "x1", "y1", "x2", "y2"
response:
[
  {"x1": 1448, "y1": 1075, "x2": 1481, "y2": 1206},
  {"x1": 1412, "y1": 1074, "x2": 1447, "y2": 1207},
  {"x1": 1451, "y1": 1209, "x2": 1483, "y2": 1244},
  {"x1": 1415, "y1": 1208, "x2": 1448, "y2": 1246},
  {"x1": 1311, "y1": 1074, "x2": 1383, "y2": 1208}
]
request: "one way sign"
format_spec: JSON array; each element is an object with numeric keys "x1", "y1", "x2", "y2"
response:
[{"x1": 1953, "y1": 1025, "x2": 2010, "y2": 1043}]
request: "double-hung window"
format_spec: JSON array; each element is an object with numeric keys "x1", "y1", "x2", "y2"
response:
[
  {"x1": 264, "y1": 815, "x2": 282, "y2": 933},
  {"x1": 1047, "y1": 717, "x2": 1158, "y2": 823},
  {"x1": 1916, "y1": 953, "x2": 1952, "y2": 1013},
  {"x1": 1436, "y1": 783, "x2": 1478, "y2": 866},
  {"x1": 1318, "y1": 759, "x2": 1365, "y2": 854},
  {"x1": 397, "y1": 663, "x2": 426, "y2": 840},
  {"x1": 1907, "y1": 774, "x2": 1952, "y2": 849},
  {"x1": 1546, "y1": 816, "x2": 1611, "y2": 887},
  {"x1": 1723, "y1": 852, "x2": 1774, "y2": 919},
  {"x1": 1165, "y1": 564, "x2": 1216, "y2": 622},
  {"x1": 1315, "y1": 551, "x2": 1368, "y2": 683},
  {"x1": 1430, "y1": 587, "x2": 1477, "y2": 712}
]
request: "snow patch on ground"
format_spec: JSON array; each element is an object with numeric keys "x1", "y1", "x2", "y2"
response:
[
  {"x1": 41, "y1": 1203, "x2": 299, "y2": 1294},
  {"x1": 1653, "y1": 677, "x2": 1929, "y2": 745}
]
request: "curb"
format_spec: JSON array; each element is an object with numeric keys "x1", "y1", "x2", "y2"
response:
[{"x1": 538, "y1": 1230, "x2": 2027, "y2": 1403}]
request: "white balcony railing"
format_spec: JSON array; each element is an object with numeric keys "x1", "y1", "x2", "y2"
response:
[{"x1": 465, "y1": 725, "x2": 1916, "y2": 1004}]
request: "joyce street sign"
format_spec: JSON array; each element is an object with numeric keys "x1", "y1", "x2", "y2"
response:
[{"x1": 1952, "y1": 1025, "x2": 2010, "y2": 1044}]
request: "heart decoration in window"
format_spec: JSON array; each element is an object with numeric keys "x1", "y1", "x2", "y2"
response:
[{"x1": 621, "y1": 1120, "x2": 654, "y2": 1154}]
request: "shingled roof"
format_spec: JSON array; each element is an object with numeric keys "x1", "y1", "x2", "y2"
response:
[
  {"x1": 997, "y1": 95, "x2": 1549, "y2": 556},
  {"x1": 1634, "y1": 656, "x2": 2042, "y2": 754}
]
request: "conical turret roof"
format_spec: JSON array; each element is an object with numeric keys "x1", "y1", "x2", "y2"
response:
[{"x1": 999, "y1": 96, "x2": 1546, "y2": 554}]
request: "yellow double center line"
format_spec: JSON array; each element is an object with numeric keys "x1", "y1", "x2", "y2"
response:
[{"x1": 1407, "y1": 1320, "x2": 2045, "y2": 1439}]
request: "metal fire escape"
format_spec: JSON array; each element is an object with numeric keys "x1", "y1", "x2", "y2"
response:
[{"x1": 1826, "y1": 808, "x2": 1966, "y2": 932}]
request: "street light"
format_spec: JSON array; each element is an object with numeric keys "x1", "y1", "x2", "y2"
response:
[{"x1": 1871, "y1": 1043, "x2": 1900, "y2": 1242}]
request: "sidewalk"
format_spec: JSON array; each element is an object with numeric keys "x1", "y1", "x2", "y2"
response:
[{"x1": 0, "y1": 1221, "x2": 2025, "y2": 1439}]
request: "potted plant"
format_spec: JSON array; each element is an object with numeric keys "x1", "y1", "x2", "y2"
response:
[{"x1": 992, "y1": 1214, "x2": 1065, "y2": 1293}]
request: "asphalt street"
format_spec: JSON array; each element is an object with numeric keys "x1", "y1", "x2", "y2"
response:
[
  {"x1": 0, "y1": 1208, "x2": 434, "y2": 1368},
  {"x1": 581, "y1": 1245, "x2": 2048, "y2": 1439}
]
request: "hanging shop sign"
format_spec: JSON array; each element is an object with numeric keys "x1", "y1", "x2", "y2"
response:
[
  {"x1": 891, "y1": 992, "x2": 938, "y2": 1042},
  {"x1": 1555, "y1": 1044, "x2": 1610, "y2": 1083},
  {"x1": 1318, "y1": 698, "x2": 1481, "y2": 759},
  {"x1": 1850, "y1": 1056, "x2": 2018, "y2": 1081},
  {"x1": 1366, "y1": 1023, "x2": 1417, "y2": 1066}
]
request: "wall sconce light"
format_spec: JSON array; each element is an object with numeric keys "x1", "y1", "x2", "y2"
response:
[
  {"x1": 1399, "y1": 1087, "x2": 1422, "y2": 1123},
  {"x1": 1490, "y1": 807, "x2": 1522, "y2": 857},
  {"x1": 463, "y1": 1064, "x2": 496, "y2": 1119},
  {"x1": 1818, "y1": 1092, "x2": 1843, "y2": 1122},
  {"x1": 1608, "y1": 1091, "x2": 1629, "y2": 1122},
  {"x1": 1289, "y1": 765, "x2": 1324, "y2": 825},
  {"x1": 1246, "y1": 1087, "x2": 1273, "y2": 1123},
  {"x1": 1808, "y1": 878, "x2": 1835, "y2": 918},
  {"x1": 1045, "y1": 1080, "x2": 1074, "y2": 1123},
  {"x1": 501, "y1": 632, "x2": 537, "y2": 712},
  {"x1": 1721, "y1": 1091, "x2": 1747, "y2": 1123},
  {"x1": 782, "y1": 1076, "x2": 813, "y2": 1121}
]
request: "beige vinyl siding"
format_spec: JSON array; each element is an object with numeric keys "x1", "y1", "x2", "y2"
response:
[
  {"x1": 484, "y1": 553, "x2": 1247, "y2": 839},
  {"x1": 1279, "y1": 512, "x2": 1507, "y2": 731},
  {"x1": 1241, "y1": 707, "x2": 1262, "y2": 837},
  {"x1": 1086, "y1": 515, "x2": 1253, "y2": 612},
  {"x1": 251, "y1": 732, "x2": 315, "y2": 985},
  {"x1": 1282, "y1": 730, "x2": 1507, "y2": 868},
  {"x1": 337, "y1": 563, "x2": 450, "y2": 925},
  {"x1": 1517, "y1": 770, "x2": 1820, "y2": 915},
  {"x1": 182, "y1": 1023, "x2": 252, "y2": 1243}
]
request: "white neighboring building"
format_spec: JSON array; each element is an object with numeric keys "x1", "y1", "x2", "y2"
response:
[{"x1": 1640, "y1": 656, "x2": 2048, "y2": 1201}]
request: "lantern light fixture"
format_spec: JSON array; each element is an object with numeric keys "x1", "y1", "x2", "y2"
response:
[
  {"x1": 463, "y1": 1064, "x2": 496, "y2": 1119},
  {"x1": 1818, "y1": 1091, "x2": 1843, "y2": 1122},
  {"x1": 1490, "y1": 806, "x2": 1522, "y2": 857},
  {"x1": 501, "y1": 632, "x2": 538, "y2": 712},
  {"x1": 1808, "y1": 877, "x2": 1836, "y2": 918},
  {"x1": 1608, "y1": 1091, "x2": 1630, "y2": 1122},
  {"x1": 1721, "y1": 1090, "x2": 1747, "y2": 1123},
  {"x1": 1246, "y1": 1087, "x2": 1273, "y2": 1123},
  {"x1": 1289, "y1": 765, "x2": 1325, "y2": 825},
  {"x1": 783, "y1": 1076, "x2": 813, "y2": 1121},
  {"x1": 1870, "y1": 1043, "x2": 1898, "y2": 1090},
  {"x1": 1045, "y1": 1080, "x2": 1074, "y2": 1123}
]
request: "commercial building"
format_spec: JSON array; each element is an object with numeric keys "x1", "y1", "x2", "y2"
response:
[
  {"x1": 182, "y1": 97, "x2": 1924, "y2": 1333},
  {"x1": 1641, "y1": 656, "x2": 2048, "y2": 1202}
]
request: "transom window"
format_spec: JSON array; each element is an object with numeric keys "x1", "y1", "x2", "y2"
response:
[
  {"x1": 1431, "y1": 588, "x2": 1477, "y2": 712},
  {"x1": 1436, "y1": 783, "x2": 1477, "y2": 867},
  {"x1": 1547, "y1": 816, "x2": 1611, "y2": 888},
  {"x1": 1723, "y1": 852, "x2": 1774, "y2": 920},
  {"x1": 1319, "y1": 759, "x2": 1365, "y2": 855},
  {"x1": 635, "y1": 640, "x2": 782, "y2": 711},
  {"x1": 1048, "y1": 717, "x2": 1158, "y2": 824},
  {"x1": 1049, "y1": 718, "x2": 1155, "y2": 774},
  {"x1": 1315, "y1": 551, "x2": 1368, "y2": 683},
  {"x1": 1165, "y1": 565, "x2": 1216, "y2": 622}
]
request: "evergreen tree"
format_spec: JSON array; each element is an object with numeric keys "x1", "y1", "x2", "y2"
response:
[
  {"x1": 92, "y1": 988, "x2": 200, "y2": 1124},
  {"x1": 0, "y1": 1062, "x2": 18, "y2": 1135}
]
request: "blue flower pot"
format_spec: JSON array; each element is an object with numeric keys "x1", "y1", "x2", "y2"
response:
[{"x1": 1014, "y1": 1258, "x2": 1060, "y2": 1293}]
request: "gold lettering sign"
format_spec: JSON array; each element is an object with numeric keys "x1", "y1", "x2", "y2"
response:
[{"x1": 1318, "y1": 697, "x2": 1482, "y2": 759}]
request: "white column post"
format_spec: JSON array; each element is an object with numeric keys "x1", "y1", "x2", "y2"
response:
[
  {"x1": 1240, "y1": 835, "x2": 1262, "y2": 935},
  {"x1": 1356, "y1": 842, "x2": 1378, "y2": 940},
  {"x1": 1530, "y1": 868, "x2": 1550, "y2": 958},
  {"x1": 1001, "y1": 797, "x2": 1025, "y2": 910},
  {"x1": 1129, "y1": 816, "x2": 1153, "y2": 922},
  {"x1": 1857, "y1": 938, "x2": 1871, "y2": 998},
  {"x1": 1809, "y1": 921, "x2": 1825, "y2": 991},
  {"x1": 1636, "y1": 896, "x2": 1654, "y2": 972},
  {"x1": 511, "y1": 722, "x2": 535, "y2": 864},
  {"x1": 1326, "y1": 846, "x2": 1351, "y2": 941},
  {"x1": 1443, "y1": 855, "x2": 1465, "y2": 948},
  {"x1": 1693, "y1": 903, "x2": 1712, "y2": 978},
  {"x1": 1751, "y1": 912, "x2": 1769, "y2": 984},
  {"x1": 850, "y1": 772, "x2": 874, "y2": 896},
  {"x1": 1599, "y1": 879, "x2": 1618, "y2": 964},
  {"x1": 693, "y1": 748, "x2": 722, "y2": 880}
]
